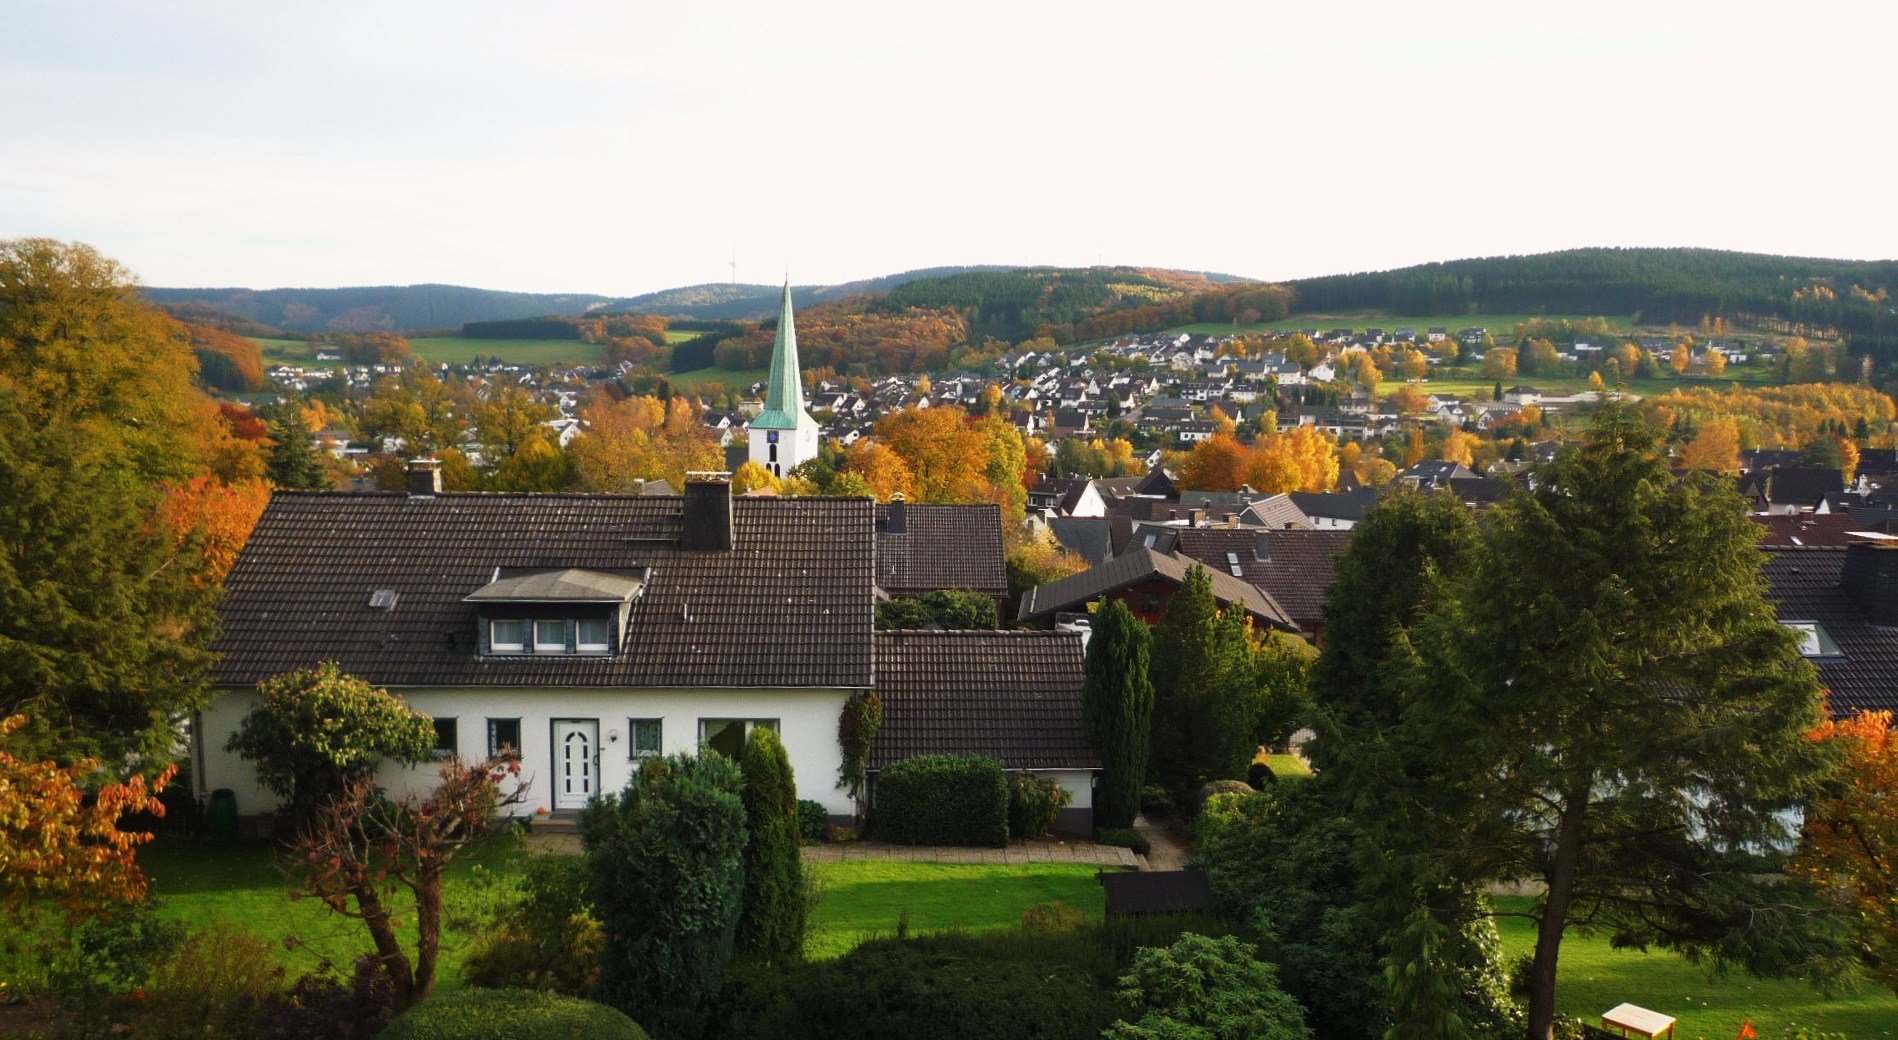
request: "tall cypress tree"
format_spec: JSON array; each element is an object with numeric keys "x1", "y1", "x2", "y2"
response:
[
  {"x1": 1149, "y1": 566, "x2": 1254, "y2": 798},
  {"x1": 1082, "y1": 598, "x2": 1153, "y2": 829},
  {"x1": 735, "y1": 727, "x2": 806, "y2": 964}
]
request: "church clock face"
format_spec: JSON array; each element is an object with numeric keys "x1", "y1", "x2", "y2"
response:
[{"x1": 767, "y1": 431, "x2": 779, "y2": 444}]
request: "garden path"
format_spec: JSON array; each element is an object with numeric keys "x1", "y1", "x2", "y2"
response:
[
  {"x1": 800, "y1": 838, "x2": 1137, "y2": 868},
  {"x1": 1130, "y1": 814, "x2": 1190, "y2": 871}
]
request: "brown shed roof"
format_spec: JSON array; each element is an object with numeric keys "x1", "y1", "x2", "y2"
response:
[
  {"x1": 874, "y1": 502, "x2": 1007, "y2": 596},
  {"x1": 1016, "y1": 548, "x2": 1296, "y2": 630},
  {"x1": 871, "y1": 630, "x2": 1097, "y2": 770}
]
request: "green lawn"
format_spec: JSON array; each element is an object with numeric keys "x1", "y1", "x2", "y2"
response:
[
  {"x1": 669, "y1": 365, "x2": 767, "y2": 394},
  {"x1": 805, "y1": 861, "x2": 1106, "y2": 960},
  {"x1": 405, "y1": 337, "x2": 603, "y2": 367},
  {"x1": 1492, "y1": 897, "x2": 1896, "y2": 1039},
  {"x1": 665, "y1": 329, "x2": 703, "y2": 344},
  {"x1": 1262, "y1": 753, "x2": 1313, "y2": 779}
]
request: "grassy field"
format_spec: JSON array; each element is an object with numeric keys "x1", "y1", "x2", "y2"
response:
[
  {"x1": 1168, "y1": 311, "x2": 1635, "y2": 337},
  {"x1": 804, "y1": 861, "x2": 1105, "y2": 960},
  {"x1": 1400, "y1": 366, "x2": 1779, "y2": 401},
  {"x1": 405, "y1": 337, "x2": 603, "y2": 367},
  {"x1": 669, "y1": 365, "x2": 767, "y2": 394},
  {"x1": 1493, "y1": 897, "x2": 1895, "y2": 1039},
  {"x1": 665, "y1": 329, "x2": 703, "y2": 344}
]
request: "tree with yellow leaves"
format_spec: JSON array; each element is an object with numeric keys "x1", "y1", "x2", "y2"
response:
[
  {"x1": 1677, "y1": 418, "x2": 1742, "y2": 474},
  {"x1": 1789, "y1": 710, "x2": 1898, "y2": 997},
  {"x1": 874, "y1": 405, "x2": 987, "y2": 503},
  {"x1": 732, "y1": 460, "x2": 783, "y2": 495},
  {"x1": 1440, "y1": 430, "x2": 1480, "y2": 468},
  {"x1": 1671, "y1": 344, "x2": 1693, "y2": 375},
  {"x1": 839, "y1": 440, "x2": 917, "y2": 501}
]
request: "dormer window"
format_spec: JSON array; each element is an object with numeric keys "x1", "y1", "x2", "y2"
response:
[
  {"x1": 577, "y1": 618, "x2": 613, "y2": 652},
  {"x1": 534, "y1": 620, "x2": 568, "y2": 652},
  {"x1": 464, "y1": 566, "x2": 650, "y2": 658},
  {"x1": 490, "y1": 619, "x2": 527, "y2": 652}
]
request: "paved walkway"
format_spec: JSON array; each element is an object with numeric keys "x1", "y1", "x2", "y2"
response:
[
  {"x1": 1131, "y1": 813, "x2": 1190, "y2": 871},
  {"x1": 802, "y1": 838, "x2": 1138, "y2": 869}
]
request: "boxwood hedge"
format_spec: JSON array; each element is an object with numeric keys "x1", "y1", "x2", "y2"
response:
[{"x1": 873, "y1": 754, "x2": 1008, "y2": 847}]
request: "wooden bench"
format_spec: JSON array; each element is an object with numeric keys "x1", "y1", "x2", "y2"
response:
[{"x1": 1602, "y1": 1002, "x2": 1676, "y2": 1040}]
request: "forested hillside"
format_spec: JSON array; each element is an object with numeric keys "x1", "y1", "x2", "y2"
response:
[
  {"x1": 1290, "y1": 248, "x2": 1898, "y2": 356},
  {"x1": 143, "y1": 284, "x2": 618, "y2": 333}
]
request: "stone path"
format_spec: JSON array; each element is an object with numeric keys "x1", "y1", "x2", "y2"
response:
[
  {"x1": 1131, "y1": 813, "x2": 1190, "y2": 871},
  {"x1": 802, "y1": 838, "x2": 1138, "y2": 869}
]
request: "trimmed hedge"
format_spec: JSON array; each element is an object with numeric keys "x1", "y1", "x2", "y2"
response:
[
  {"x1": 1096, "y1": 828, "x2": 1150, "y2": 856},
  {"x1": 874, "y1": 754, "x2": 1008, "y2": 847},
  {"x1": 797, "y1": 799, "x2": 830, "y2": 842},
  {"x1": 377, "y1": 988, "x2": 646, "y2": 1040}
]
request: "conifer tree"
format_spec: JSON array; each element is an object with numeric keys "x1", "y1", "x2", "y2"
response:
[
  {"x1": 264, "y1": 407, "x2": 333, "y2": 490},
  {"x1": 735, "y1": 727, "x2": 806, "y2": 964},
  {"x1": 1082, "y1": 598, "x2": 1153, "y2": 829},
  {"x1": 1149, "y1": 566, "x2": 1255, "y2": 798}
]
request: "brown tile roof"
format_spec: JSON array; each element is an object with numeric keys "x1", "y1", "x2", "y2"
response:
[
  {"x1": 213, "y1": 491, "x2": 875, "y2": 689},
  {"x1": 1761, "y1": 546, "x2": 1898, "y2": 716},
  {"x1": 1016, "y1": 548, "x2": 1296, "y2": 630},
  {"x1": 874, "y1": 503, "x2": 1006, "y2": 596},
  {"x1": 1253, "y1": 530, "x2": 1354, "y2": 627},
  {"x1": 1100, "y1": 870, "x2": 1219, "y2": 916},
  {"x1": 1752, "y1": 513, "x2": 1865, "y2": 547},
  {"x1": 871, "y1": 631, "x2": 1097, "y2": 770}
]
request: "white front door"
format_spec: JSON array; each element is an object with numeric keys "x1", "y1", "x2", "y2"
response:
[{"x1": 553, "y1": 719, "x2": 599, "y2": 810}]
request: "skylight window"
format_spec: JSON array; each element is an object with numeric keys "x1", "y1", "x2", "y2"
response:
[
  {"x1": 1781, "y1": 620, "x2": 1842, "y2": 658},
  {"x1": 1226, "y1": 552, "x2": 1244, "y2": 577}
]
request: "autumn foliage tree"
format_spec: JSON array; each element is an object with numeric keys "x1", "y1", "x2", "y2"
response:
[
  {"x1": 1791, "y1": 709, "x2": 1898, "y2": 996},
  {"x1": 292, "y1": 756, "x2": 527, "y2": 1012},
  {"x1": 0, "y1": 713, "x2": 173, "y2": 922}
]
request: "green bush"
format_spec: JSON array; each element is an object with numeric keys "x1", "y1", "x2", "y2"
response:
[
  {"x1": 796, "y1": 799, "x2": 829, "y2": 842},
  {"x1": 713, "y1": 935, "x2": 1116, "y2": 1040},
  {"x1": 1007, "y1": 772, "x2": 1074, "y2": 838},
  {"x1": 1097, "y1": 828, "x2": 1150, "y2": 856},
  {"x1": 1138, "y1": 785, "x2": 1174, "y2": 818},
  {"x1": 462, "y1": 856, "x2": 602, "y2": 996},
  {"x1": 1194, "y1": 779, "x2": 1254, "y2": 815},
  {"x1": 376, "y1": 988, "x2": 646, "y2": 1040},
  {"x1": 138, "y1": 923, "x2": 286, "y2": 1040},
  {"x1": 874, "y1": 589, "x2": 1000, "y2": 630},
  {"x1": 579, "y1": 753, "x2": 746, "y2": 1040},
  {"x1": 1104, "y1": 933, "x2": 1311, "y2": 1040},
  {"x1": 874, "y1": 754, "x2": 1008, "y2": 847},
  {"x1": 1246, "y1": 760, "x2": 1275, "y2": 789}
]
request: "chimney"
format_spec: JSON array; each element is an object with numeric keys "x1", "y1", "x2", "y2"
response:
[
  {"x1": 681, "y1": 474, "x2": 734, "y2": 552},
  {"x1": 1841, "y1": 535, "x2": 1898, "y2": 626},
  {"x1": 408, "y1": 456, "x2": 442, "y2": 496},
  {"x1": 886, "y1": 493, "x2": 908, "y2": 534}
]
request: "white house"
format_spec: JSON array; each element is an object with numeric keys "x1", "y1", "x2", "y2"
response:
[{"x1": 192, "y1": 469, "x2": 1097, "y2": 833}]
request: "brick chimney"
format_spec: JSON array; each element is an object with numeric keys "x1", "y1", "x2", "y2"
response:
[
  {"x1": 1841, "y1": 535, "x2": 1898, "y2": 627},
  {"x1": 681, "y1": 474, "x2": 734, "y2": 552},
  {"x1": 886, "y1": 493, "x2": 908, "y2": 534},
  {"x1": 408, "y1": 457, "x2": 442, "y2": 497}
]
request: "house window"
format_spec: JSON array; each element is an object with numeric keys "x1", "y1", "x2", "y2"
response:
[
  {"x1": 534, "y1": 619, "x2": 567, "y2": 652},
  {"x1": 431, "y1": 718, "x2": 458, "y2": 761},
  {"x1": 490, "y1": 619, "x2": 527, "y2": 652},
  {"x1": 576, "y1": 618, "x2": 613, "y2": 653},
  {"x1": 1781, "y1": 620, "x2": 1842, "y2": 658},
  {"x1": 699, "y1": 718, "x2": 778, "y2": 760},
  {"x1": 487, "y1": 717, "x2": 521, "y2": 759},
  {"x1": 628, "y1": 718, "x2": 662, "y2": 760}
]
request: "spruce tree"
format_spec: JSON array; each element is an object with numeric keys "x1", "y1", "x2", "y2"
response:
[
  {"x1": 1148, "y1": 566, "x2": 1255, "y2": 798},
  {"x1": 734, "y1": 726, "x2": 806, "y2": 964},
  {"x1": 264, "y1": 408, "x2": 333, "y2": 490},
  {"x1": 1082, "y1": 598, "x2": 1153, "y2": 829}
]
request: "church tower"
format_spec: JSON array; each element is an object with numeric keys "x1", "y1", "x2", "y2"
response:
[{"x1": 748, "y1": 282, "x2": 820, "y2": 479}]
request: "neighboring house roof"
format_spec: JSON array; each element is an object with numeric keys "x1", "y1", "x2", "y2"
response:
[
  {"x1": 1016, "y1": 547, "x2": 1295, "y2": 630},
  {"x1": 1753, "y1": 513, "x2": 1867, "y2": 547},
  {"x1": 1100, "y1": 870, "x2": 1219, "y2": 917},
  {"x1": 1762, "y1": 545, "x2": 1898, "y2": 715},
  {"x1": 1288, "y1": 486, "x2": 1381, "y2": 523},
  {"x1": 874, "y1": 502, "x2": 1006, "y2": 596},
  {"x1": 1252, "y1": 529, "x2": 1353, "y2": 626},
  {"x1": 1171, "y1": 527, "x2": 1270, "y2": 582},
  {"x1": 214, "y1": 492, "x2": 876, "y2": 688},
  {"x1": 1740, "y1": 466, "x2": 1844, "y2": 509},
  {"x1": 871, "y1": 631, "x2": 1097, "y2": 770},
  {"x1": 1242, "y1": 494, "x2": 1312, "y2": 530},
  {"x1": 1047, "y1": 516, "x2": 1116, "y2": 565}
]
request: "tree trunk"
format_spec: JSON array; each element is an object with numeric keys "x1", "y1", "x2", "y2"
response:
[
  {"x1": 353, "y1": 880, "x2": 417, "y2": 1012},
  {"x1": 412, "y1": 870, "x2": 443, "y2": 1006},
  {"x1": 1527, "y1": 787, "x2": 1591, "y2": 1040}
]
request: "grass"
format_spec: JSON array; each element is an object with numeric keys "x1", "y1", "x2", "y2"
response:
[
  {"x1": 404, "y1": 337, "x2": 603, "y2": 367},
  {"x1": 665, "y1": 329, "x2": 703, "y2": 344},
  {"x1": 1492, "y1": 897, "x2": 1896, "y2": 1039},
  {"x1": 1386, "y1": 364, "x2": 1780, "y2": 402},
  {"x1": 1167, "y1": 311, "x2": 1635, "y2": 337},
  {"x1": 1261, "y1": 753, "x2": 1313, "y2": 779},
  {"x1": 804, "y1": 860, "x2": 1105, "y2": 960},
  {"x1": 668, "y1": 365, "x2": 767, "y2": 394}
]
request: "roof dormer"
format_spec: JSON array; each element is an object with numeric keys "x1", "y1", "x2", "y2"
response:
[{"x1": 463, "y1": 567, "x2": 649, "y2": 657}]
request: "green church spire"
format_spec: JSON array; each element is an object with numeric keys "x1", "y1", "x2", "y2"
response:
[{"x1": 752, "y1": 282, "x2": 810, "y2": 431}]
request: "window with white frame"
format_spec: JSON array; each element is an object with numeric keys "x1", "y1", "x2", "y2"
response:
[
  {"x1": 489, "y1": 619, "x2": 527, "y2": 652},
  {"x1": 699, "y1": 718, "x2": 778, "y2": 760},
  {"x1": 1781, "y1": 620, "x2": 1842, "y2": 658},
  {"x1": 430, "y1": 718, "x2": 458, "y2": 761},
  {"x1": 577, "y1": 618, "x2": 613, "y2": 652},
  {"x1": 534, "y1": 619, "x2": 567, "y2": 652}
]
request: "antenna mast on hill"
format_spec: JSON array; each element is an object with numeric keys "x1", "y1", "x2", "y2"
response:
[{"x1": 730, "y1": 246, "x2": 737, "y2": 285}]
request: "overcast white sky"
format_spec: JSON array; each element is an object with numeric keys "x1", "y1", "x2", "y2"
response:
[{"x1": 3, "y1": 1, "x2": 1894, "y2": 295}]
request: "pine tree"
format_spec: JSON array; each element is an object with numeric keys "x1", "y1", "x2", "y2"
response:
[
  {"x1": 734, "y1": 727, "x2": 806, "y2": 964},
  {"x1": 264, "y1": 408, "x2": 333, "y2": 490},
  {"x1": 1082, "y1": 598, "x2": 1153, "y2": 829}
]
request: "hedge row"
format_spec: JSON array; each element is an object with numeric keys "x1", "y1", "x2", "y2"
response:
[{"x1": 874, "y1": 754, "x2": 1008, "y2": 847}]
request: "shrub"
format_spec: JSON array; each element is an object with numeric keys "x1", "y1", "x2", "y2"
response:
[
  {"x1": 1007, "y1": 772, "x2": 1073, "y2": 838},
  {"x1": 1246, "y1": 760, "x2": 1276, "y2": 789},
  {"x1": 1097, "y1": 828, "x2": 1150, "y2": 856},
  {"x1": 45, "y1": 899, "x2": 183, "y2": 1032},
  {"x1": 1020, "y1": 901, "x2": 1088, "y2": 932},
  {"x1": 462, "y1": 857, "x2": 601, "y2": 996},
  {"x1": 376, "y1": 988, "x2": 647, "y2": 1040},
  {"x1": 873, "y1": 754, "x2": 1008, "y2": 847},
  {"x1": 579, "y1": 753, "x2": 746, "y2": 1040},
  {"x1": 1194, "y1": 779, "x2": 1254, "y2": 816},
  {"x1": 1104, "y1": 933, "x2": 1311, "y2": 1040},
  {"x1": 735, "y1": 728, "x2": 806, "y2": 964},
  {"x1": 1138, "y1": 785, "x2": 1174, "y2": 818},
  {"x1": 256, "y1": 956, "x2": 394, "y2": 1040},
  {"x1": 796, "y1": 800, "x2": 829, "y2": 843},
  {"x1": 138, "y1": 923, "x2": 286, "y2": 1040},
  {"x1": 827, "y1": 824, "x2": 858, "y2": 842},
  {"x1": 713, "y1": 935, "x2": 1116, "y2": 1040}
]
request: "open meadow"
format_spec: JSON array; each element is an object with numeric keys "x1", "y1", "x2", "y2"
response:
[
  {"x1": 669, "y1": 365, "x2": 767, "y2": 394},
  {"x1": 1166, "y1": 311, "x2": 1636, "y2": 337}
]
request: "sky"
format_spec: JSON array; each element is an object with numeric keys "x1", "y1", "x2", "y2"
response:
[{"x1": 4, "y1": 1, "x2": 1895, "y2": 295}]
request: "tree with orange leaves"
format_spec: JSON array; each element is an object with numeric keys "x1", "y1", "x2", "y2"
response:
[
  {"x1": 1180, "y1": 433, "x2": 1250, "y2": 492},
  {"x1": 838, "y1": 439, "x2": 917, "y2": 501},
  {"x1": 1790, "y1": 709, "x2": 1898, "y2": 996},
  {"x1": 156, "y1": 475, "x2": 272, "y2": 585},
  {"x1": 874, "y1": 405, "x2": 987, "y2": 503},
  {"x1": 1440, "y1": 429, "x2": 1480, "y2": 469},
  {"x1": 1678, "y1": 418, "x2": 1742, "y2": 474},
  {"x1": 0, "y1": 714, "x2": 172, "y2": 922}
]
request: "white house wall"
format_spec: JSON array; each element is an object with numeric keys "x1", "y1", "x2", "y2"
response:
[{"x1": 197, "y1": 685, "x2": 856, "y2": 818}]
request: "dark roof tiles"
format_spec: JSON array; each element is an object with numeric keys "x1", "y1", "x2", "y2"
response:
[
  {"x1": 874, "y1": 503, "x2": 1006, "y2": 596},
  {"x1": 871, "y1": 631, "x2": 1097, "y2": 770}
]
